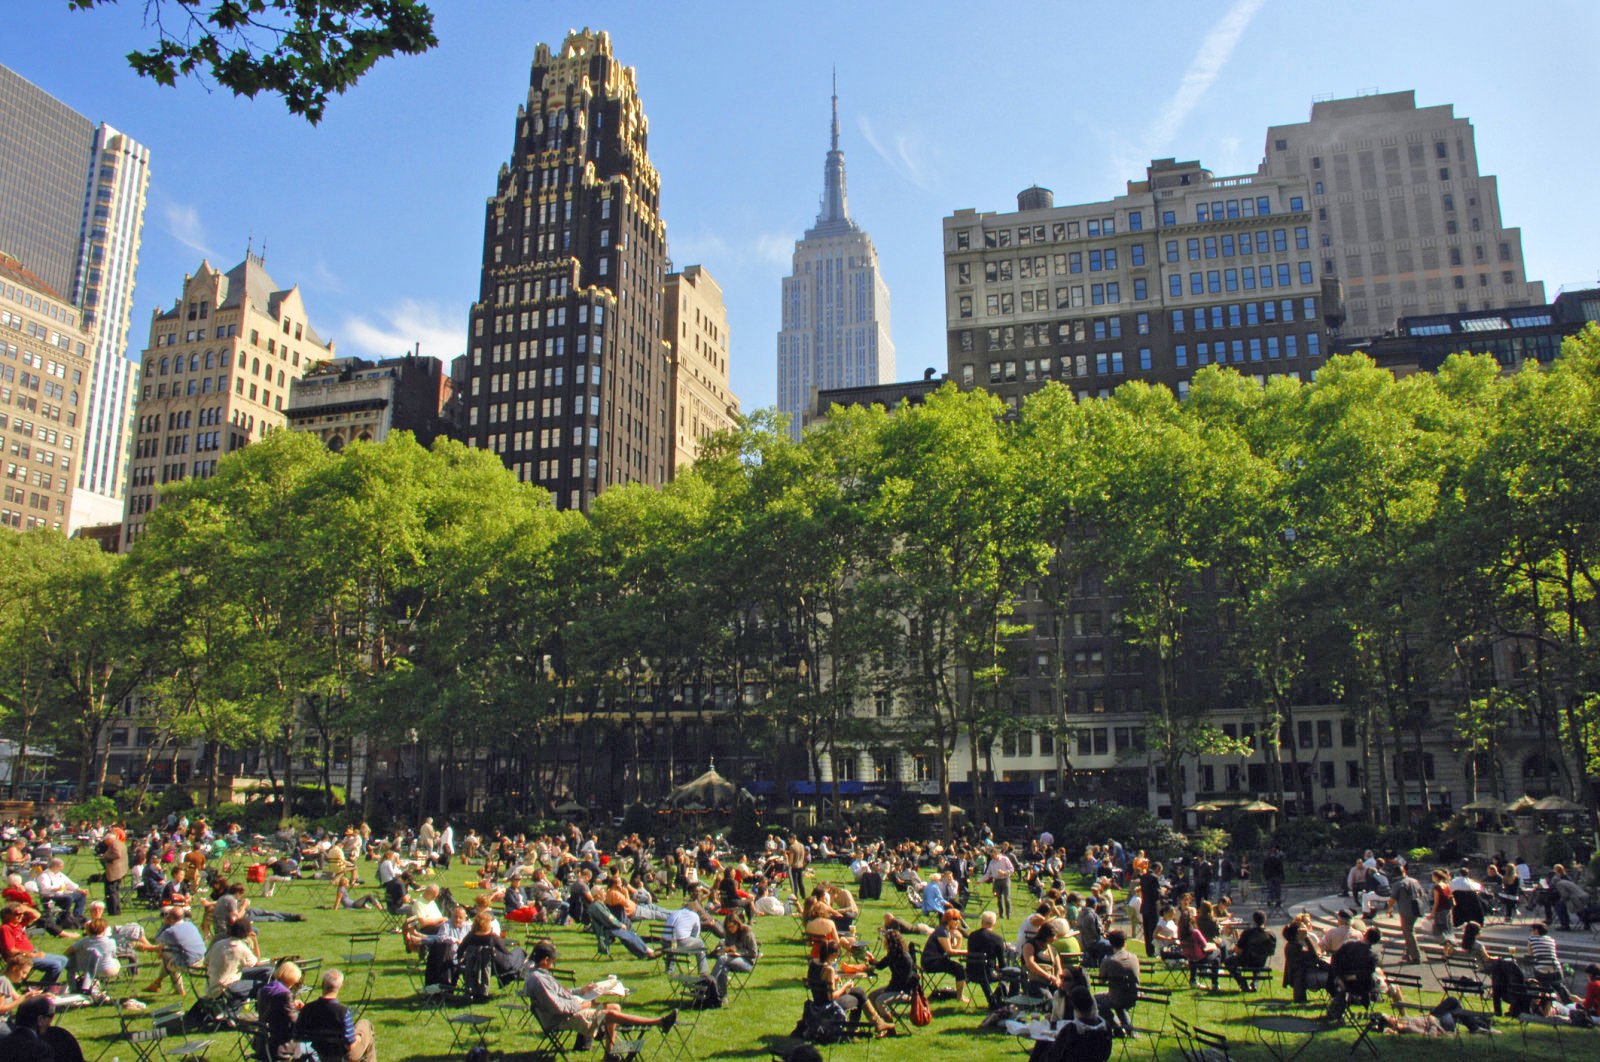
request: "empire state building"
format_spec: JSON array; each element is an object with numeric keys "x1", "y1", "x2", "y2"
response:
[{"x1": 776, "y1": 80, "x2": 894, "y2": 440}]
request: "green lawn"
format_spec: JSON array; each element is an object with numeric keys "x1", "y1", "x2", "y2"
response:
[{"x1": 43, "y1": 850, "x2": 1571, "y2": 1060}]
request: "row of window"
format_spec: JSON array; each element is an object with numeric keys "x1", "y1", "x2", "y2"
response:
[
  {"x1": 1172, "y1": 298, "x2": 1319, "y2": 332},
  {"x1": 1166, "y1": 228, "x2": 1308, "y2": 263},
  {"x1": 2, "y1": 282, "x2": 76, "y2": 328},
  {"x1": 955, "y1": 212, "x2": 1143, "y2": 252},
  {"x1": 1170, "y1": 262, "x2": 1315, "y2": 298},
  {"x1": 1174, "y1": 334, "x2": 1321, "y2": 366}
]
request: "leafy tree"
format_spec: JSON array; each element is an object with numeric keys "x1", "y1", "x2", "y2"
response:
[
  {"x1": 873, "y1": 386, "x2": 1048, "y2": 838},
  {"x1": 68, "y1": 0, "x2": 437, "y2": 123}
]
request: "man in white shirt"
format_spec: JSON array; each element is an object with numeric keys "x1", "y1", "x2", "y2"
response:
[
  {"x1": 437, "y1": 823, "x2": 455, "y2": 869},
  {"x1": 982, "y1": 845, "x2": 1016, "y2": 919},
  {"x1": 661, "y1": 907, "x2": 707, "y2": 974},
  {"x1": 525, "y1": 942, "x2": 674, "y2": 1053},
  {"x1": 36, "y1": 859, "x2": 86, "y2": 922}
]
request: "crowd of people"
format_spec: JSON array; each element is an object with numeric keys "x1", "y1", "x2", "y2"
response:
[{"x1": 0, "y1": 811, "x2": 1593, "y2": 1060}]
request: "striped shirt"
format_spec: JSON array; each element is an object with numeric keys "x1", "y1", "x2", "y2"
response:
[{"x1": 1528, "y1": 934, "x2": 1560, "y2": 969}]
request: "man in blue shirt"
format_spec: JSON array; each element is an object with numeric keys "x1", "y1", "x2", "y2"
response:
[
  {"x1": 140, "y1": 907, "x2": 205, "y2": 994},
  {"x1": 920, "y1": 879, "x2": 950, "y2": 917}
]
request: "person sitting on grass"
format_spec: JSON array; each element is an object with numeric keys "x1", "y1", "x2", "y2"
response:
[{"x1": 525, "y1": 941, "x2": 676, "y2": 1055}]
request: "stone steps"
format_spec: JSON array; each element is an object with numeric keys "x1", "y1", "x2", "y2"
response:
[{"x1": 1289, "y1": 893, "x2": 1600, "y2": 967}]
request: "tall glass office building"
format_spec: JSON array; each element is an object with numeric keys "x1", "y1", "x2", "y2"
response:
[{"x1": 0, "y1": 65, "x2": 150, "y2": 532}]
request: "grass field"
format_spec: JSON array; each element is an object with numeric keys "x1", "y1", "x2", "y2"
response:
[{"x1": 38, "y1": 849, "x2": 1574, "y2": 1060}]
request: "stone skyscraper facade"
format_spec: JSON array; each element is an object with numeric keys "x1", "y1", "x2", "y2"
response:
[
  {"x1": 1262, "y1": 91, "x2": 1542, "y2": 339},
  {"x1": 664, "y1": 264, "x2": 738, "y2": 472},
  {"x1": 776, "y1": 81, "x2": 894, "y2": 441},
  {"x1": 460, "y1": 30, "x2": 669, "y2": 512},
  {"x1": 120, "y1": 254, "x2": 334, "y2": 548},
  {"x1": 0, "y1": 65, "x2": 150, "y2": 532}
]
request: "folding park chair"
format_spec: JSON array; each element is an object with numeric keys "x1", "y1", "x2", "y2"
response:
[
  {"x1": 532, "y1": 1008, "x2": 583, "y2": 1061},
  {"x1": 343, "y1": 930, "x2": 382, "y2": 967},
  {"x1": 1118, "y1": 986, "x2": 1172, "y2": 1061},
  {"x1": 1384, "y1": 970, "x2": 1423, "y2": 1007},
  {"x1": 375, "y1": 902, "x2": 407, "y2": 935},
  {"x1": 1513, "y1": 1005, "x2": 1570, "y2": 1058},
  {"x1": 445, "y1": 1011, "x2": 494, "y2": 1052},
  {"x1": 1158, "y1": 947, "x2": 1192, "y2": 987},
  {"x1": 589, "y1": 920, "x2": 622, "y2": 962},
  {"x1": 1233, "y1": 967, "x2": 1276, "y2": 1016},
  {"x1": 1338, "y1": 975, "x2": 1384, "y2": 1059},
  {"x1": 1186, "y1": 1021, "x2": 1234, "y2": 1062},
  {"x1": 1377, "y1": 940, "x2": 1411, "y2": 971},
  {"x1": 655, "y1": 1005, "x2": 700, "y2": 1062},
  {"x1": 723, "y1": 960, "x2": 756, "y2": 1006},
  {"x1": 121, "y1": 1012, "x2": 216, "y2": 1062},
  {"x1": 909, "y1": 943, "x2": 952, "y2": 999}
]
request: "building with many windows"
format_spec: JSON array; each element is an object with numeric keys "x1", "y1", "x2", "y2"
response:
[
  {"x1": 286, "y1": 353, "x2": 455, "y2": 451},
  {"x1": 1262, "y1": 91, "x2": 1542, "y2": 340},
  {"x1": 0, "y1": 65, "x2": 151, "y2": 532},
  {"x1": 945, "y1": 159, "x2": 1333, "y2": 410},
  {"x1": 1345, "y1": 286, "x2": 1600, "y2": 376},
  {"x1": 0, "y1": 251, "x2": 93, "y2": 531},
  {"x1": 664, "y1": 264, "x2": 738, "y2": 471},
  {"x1": 775, "y1": 81, "x2": 894, "y2": 441},
  {"x1": 460, "y1": 29, "x2": 671, "y2": 512},
  {"x1": 120, "y1": 253, "x2": 334, "y2": 547}
]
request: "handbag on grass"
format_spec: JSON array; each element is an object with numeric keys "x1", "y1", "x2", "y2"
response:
[{"x1": 910, "y1": 984, "x2": 932, "y2": 1026}]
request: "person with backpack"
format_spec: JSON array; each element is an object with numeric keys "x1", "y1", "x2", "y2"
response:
[{"x1": 1388, "y1": 867, "x2": 1426, "y2": 964}]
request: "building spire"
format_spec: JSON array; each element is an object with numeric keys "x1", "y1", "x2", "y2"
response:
[
  {"x1": 830, "y1": 67, "x2": 839, "y2": 153},
  {"x1": 817, "y1": 69, "x2": 851, "y2": 227}
]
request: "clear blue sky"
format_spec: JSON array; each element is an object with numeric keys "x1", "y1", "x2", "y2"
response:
[{"x1": 7, "y1": 1, "x2": 1598, "y2": 412}]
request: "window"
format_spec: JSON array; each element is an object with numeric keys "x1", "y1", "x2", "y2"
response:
[
  {"x1": 1133, "y1": 278, "x2": 1147, "y2": 300},
  {"x1": 1289, "y1": 196, "x2": 1304, "y2": 211},
  {"x1": 1161, "y1": 210, "x2": 1176, "y2": 225},
  {"x1": 1299, "y1": 262, "x2": 1314, "y2": 285},
  {"x1": 1138, "y1": 348, "x2": 1152, "y2": 371},
  {"x1": 1128, "y1": 211, "x2": 1142, "y2": 231},
  {"x1": 1169, "y1": 275, "x2": 1183, "y2": 298}
]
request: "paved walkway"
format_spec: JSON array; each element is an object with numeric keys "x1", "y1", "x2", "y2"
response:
[{"x1": 1287, "y1": 891, "x2": 1599, "y2": 992}]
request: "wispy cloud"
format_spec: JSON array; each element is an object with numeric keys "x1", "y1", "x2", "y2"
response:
[
  {"x1": 337, "y1": 298, "x2": 465, "y2": 361},
  {"x1": 752, "y1": 233, "x2": 795, "y2": 268},
  {"x1": 310, "y1": 258, "x2": 347, "y2": 297},
  {"x1": 856, "y1": 115, "x2": 934, "y2": 192},
  {"x1": 163, "y1": 203, "x2": 218, "y2": 261},
  {"x1": 1110, "y1": 0, "x2": 1267, "y2": 176},
  {"x1": 1148, "y1": 0, "x2": 1266, "y2": 149}
]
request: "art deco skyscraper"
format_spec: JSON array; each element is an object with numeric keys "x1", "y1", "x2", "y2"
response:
[
  {"x1": 461, "y1": 30, "x2": 670, "y2": 512},
  {"x1": 1262, "y1": 91, "x2": 1543, "y2": 338},
  {"x1": 776, "y1": 80, "x2": 894, "y2": 441},
  {"x1": 0, "y1": 65, "x2": 150, "y2": 531}
]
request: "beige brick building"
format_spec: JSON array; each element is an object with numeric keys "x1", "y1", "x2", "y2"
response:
[
  {"x1": 665, "y1": 264, "x2": 738, "y2": 471},
  {"x1": 0, "y1": 251, "x2": 94, "y2": 531},
  {"x1": 1262, "y1": 91, "x2": 1543, "y2": 339},
  {"x1": 120, "y1": 253, "x2": 334, "y2": 547}
]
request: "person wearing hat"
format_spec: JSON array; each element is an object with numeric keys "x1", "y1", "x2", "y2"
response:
[{"x1": 1319, "y1": 909, "x2": 1356, "y2": 953}]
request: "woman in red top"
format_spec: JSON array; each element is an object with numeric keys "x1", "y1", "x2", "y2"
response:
[{"x1": 1582, "y1": 963, "x2": 1600, "y2": 1018}]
